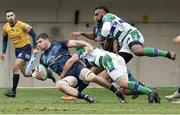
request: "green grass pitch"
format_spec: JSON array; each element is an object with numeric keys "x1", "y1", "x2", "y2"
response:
[{"x1": 0, "y1": 88, "x2": 180, "y2": 114}]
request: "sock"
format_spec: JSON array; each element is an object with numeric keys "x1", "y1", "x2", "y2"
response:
[
  {"x1": 128, "y1": 70, "x2": 138, "y2": 82},
  {"x1": 178, "y1": 88, "x2": 180, "y2": 93},
  {"x1": 77, "y1": 82, "x2": 89, "y2": 92},
  {"x1": 77, "y1": 92, "x2": 86, "y2": 99},
  {"x1": 127, "y1": 70, "x2": 146, "y2": 94},
  {"x1": 144, "y1": 47, "x2": 168, "y2": 57},
  {"x1": 12, "y1": 74, "x2": 20, "y2": 93},
  {"x1": 110, "y1": 85, "x2": 118, "y2": 94},
  {"x1": 128, "y1": 81, "x2": 152, "y2": 94}
]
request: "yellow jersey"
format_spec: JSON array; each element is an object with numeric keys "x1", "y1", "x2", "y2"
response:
[{"x1": 2, "y1": 20, "x2": 32, "y2": 48}]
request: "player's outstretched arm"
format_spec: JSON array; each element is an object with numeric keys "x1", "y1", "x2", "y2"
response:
[
  {"x1": 70, "y1": 32, "x2": 95, "y2": 40},
  {"x1": 67, "y1": 40, "x2": 94, "y2": 52}
]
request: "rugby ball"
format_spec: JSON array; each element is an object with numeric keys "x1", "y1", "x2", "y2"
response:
[{"x1": 32, "y1": 64, "x2": 48, "y2": 81}]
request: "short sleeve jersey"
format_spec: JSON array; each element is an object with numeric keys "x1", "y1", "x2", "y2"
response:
[
  {"x1": 76, "y1": 47, "x2": 114, "y2": 69},
  {"x1": 102, "y1": 13, "x2": 136, "y2": 41},
  {"x1": 40, "y1": 40, "x2": 71, "y2": 74},
  {"x1": 2, "y1": 20, "x2": 32, "y2": 48}
]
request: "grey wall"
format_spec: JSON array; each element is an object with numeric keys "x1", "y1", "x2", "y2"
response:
[{"x1": 0, "y1": 0, "x2": 180, "y2": 88}]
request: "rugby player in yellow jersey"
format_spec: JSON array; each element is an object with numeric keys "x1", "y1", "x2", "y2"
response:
[{"x1": 0, "y1": 10, "x2": 37, "y2": 97}]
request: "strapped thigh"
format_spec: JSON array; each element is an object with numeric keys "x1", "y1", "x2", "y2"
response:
[
  {"x1": 57, "y1": 76, "x2": 78, "y2": 88},
  {"x1": 79, "y1": 68, "x2": 96, "y2": 82}
]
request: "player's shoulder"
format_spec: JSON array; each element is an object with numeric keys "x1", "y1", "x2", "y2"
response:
[
  {"x1": 17, "y1": 20, "x2": 26, "y2": 24},
  {"x1": 104, "y1": 13, "x2": 115, "y2": 18},
  {"x1": 52, "y1": 39, "x2": 65, "y2": 44},
  {"x1": 51, "y1": 40, "x2": 67, "y2": 47},
  {"x1": 17, "y1": 20, "x2": 29, "y2": 26},
  {"x1": 103, "y1": 13, "x2": 116, "y2": 22},
  {"x1": 2, "y1": 22, "x2": 9, "y2": 29},
  {"x1": 105, "y1": 13, "x2": 113, "y2": 16}
]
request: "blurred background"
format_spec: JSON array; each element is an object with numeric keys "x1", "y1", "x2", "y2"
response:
[{"x1": 0, "y1": 0, "x2": 180, "y2": 88}]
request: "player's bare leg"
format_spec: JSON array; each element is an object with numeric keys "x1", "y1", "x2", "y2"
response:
[
  {"x1": 57, "y1": 76, "x2": 94, "y2": 103},
  {"x1": 4, "y1": 58, "x2": 26, "y2": 98}
]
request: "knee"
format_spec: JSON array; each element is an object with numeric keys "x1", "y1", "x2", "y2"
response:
[
  {"x1": 12, "y1": 65, "x2": 20, "y2": 73},
  {"x1": 131, "y1": 45, "x2": 144, "y2": 56},
  {"x1": 133, "y1": 49, "x2": 144, "y2": 56},
  {"x1": 56, "y1": 80, "x2": 68, "y2": 92},
  {"x1": 118, "y1": 77, "x2": 128, "y2": 88}
]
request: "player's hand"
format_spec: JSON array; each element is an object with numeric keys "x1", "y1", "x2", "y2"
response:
[
  {"x1": 70, "y1": 32, "x2": 82, "y2": 39},
  {"x1": 0, "y1": 54, "x2": 6, "y2": 62},
  {"x1": 173, "y1": 35, "x2": 180, "y2": 45},
  {"x1": 85, "y1": 44, "x2": 94, "y2": 54},
  {"x1": 34, "y1": 70, "x2": 44, "y2": 79}
]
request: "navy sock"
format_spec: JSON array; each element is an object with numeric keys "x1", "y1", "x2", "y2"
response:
[
  {"x1": 110, "y1": 85, "x2": 117, "y2": 93},
  {"x1": 12, "y1": 74, "x2": 20, "y2": 93},
  {"x1": 77, "y1": 92, "x2": 86, "y2": 99},
  {"x1": 77, "y1": 82, "x2": 89, "y2": 92}
]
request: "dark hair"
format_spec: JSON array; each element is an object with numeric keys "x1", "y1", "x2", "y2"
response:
[
  {"x1": 36, "y1": 33, "x2": 49, "y2": 40},
  {"x1": 5, "y1": 10, "x2": 15, "y2": 14},
  {"x1": 94, "y1": 6, "x2": 110, "y2": 13}
]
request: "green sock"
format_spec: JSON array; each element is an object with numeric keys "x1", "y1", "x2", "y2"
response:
[
  {"x1": 144, "y1": 47, "x2": 168, "y2": 57},
  {"x1": 128, "y1": 81, "x2": 152, "y2": 94},
  {"x1": 128, "y1": 70, "x2": 138, "y2": 82},
  {"x1": 129, "y1": 76, "x2": 138, "y2": 82}
]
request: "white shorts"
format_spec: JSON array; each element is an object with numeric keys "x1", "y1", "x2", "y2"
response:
[
  {"x1": 119, "y1": 29, "x2": 144, "y2": 55},
  {"x1": 104, "y1": 53, "x2": 128, "y2": 82}
]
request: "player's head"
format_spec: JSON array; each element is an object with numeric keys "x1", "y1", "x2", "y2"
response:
[
  {"x1": 94, "y1": 6, "x2": 109, "y2": 24},
  {"x1": 36, "y1": 33, "x2": 51, "y2": 50},
  {"x1": 5, "y1": 10, "x2": 16, "y2": 25}
]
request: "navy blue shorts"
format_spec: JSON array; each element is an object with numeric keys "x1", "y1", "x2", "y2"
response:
[
  {"x1": 15, "y1": 44, "x2": 32, "y2": 61},
  {"x1": 65, "y1": 61, "x2": 86, "y2": 87}
]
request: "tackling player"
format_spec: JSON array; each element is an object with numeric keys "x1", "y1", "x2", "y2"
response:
[
  {"x1": 70, "y1": 15, "x2": 145, "y2": 99},
  {"x1": 60, "y1": 40, "x2": 161, "y2": 103}
]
